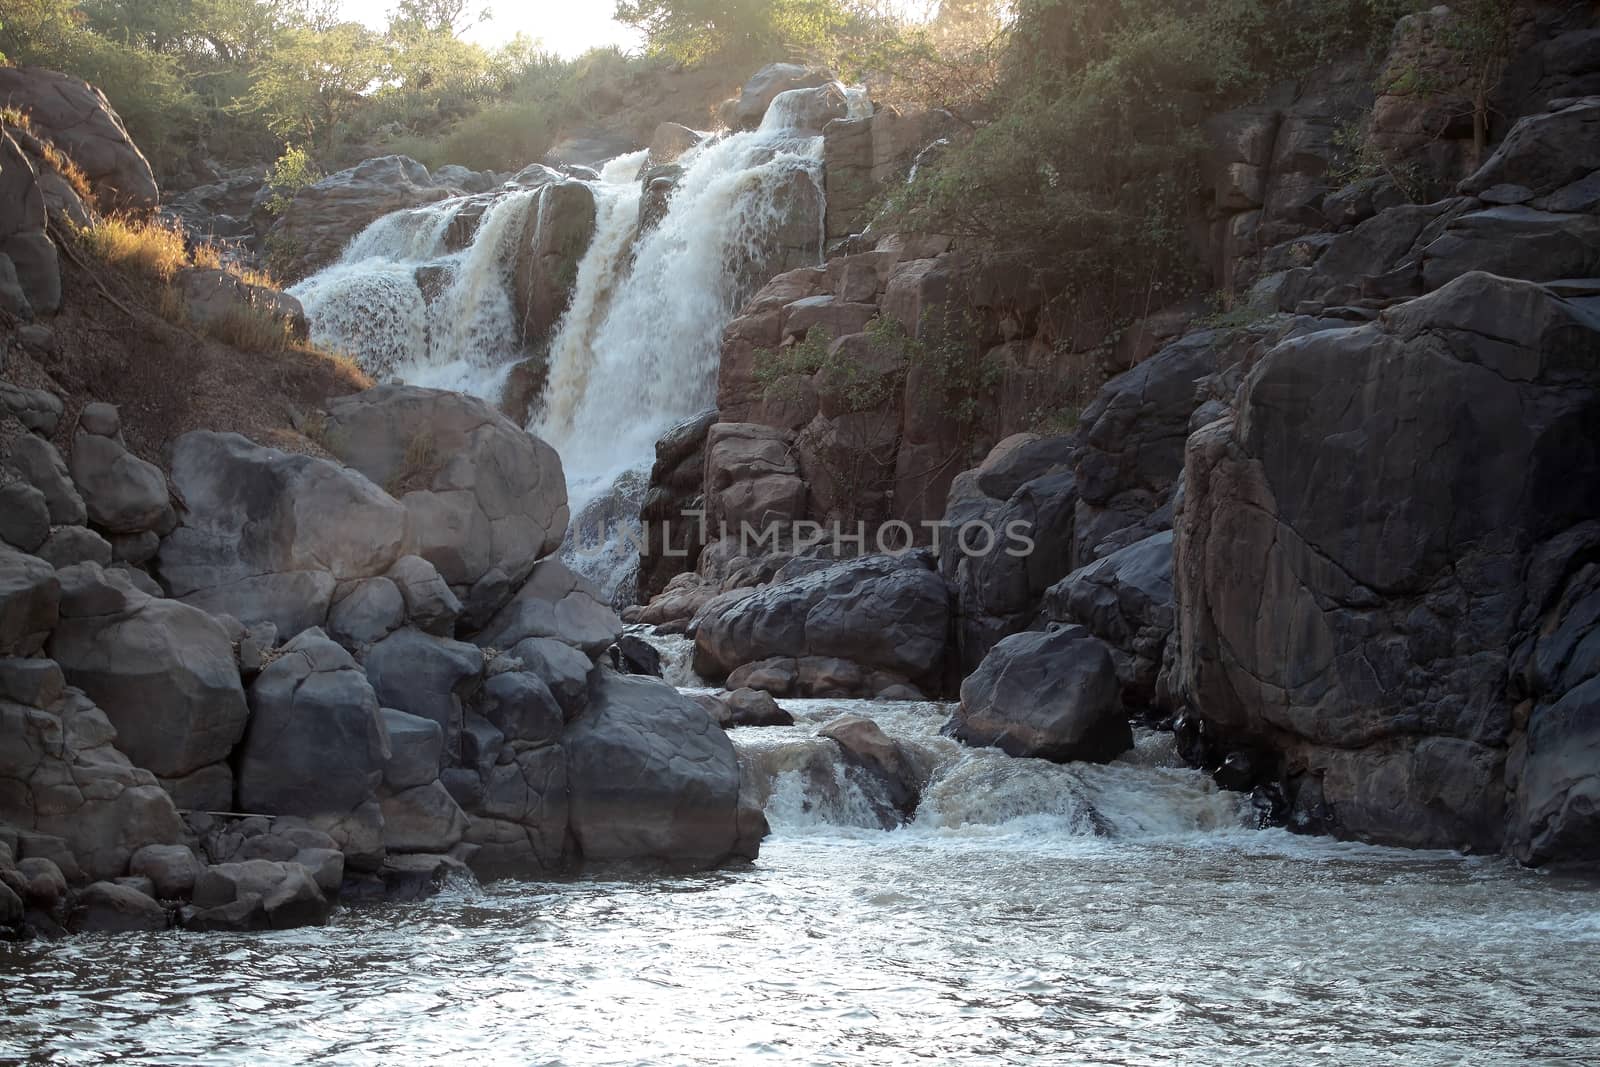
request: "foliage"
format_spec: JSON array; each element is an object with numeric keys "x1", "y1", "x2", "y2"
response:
[
  {"x1": 241, "y1": 22, "x2": 386, "y2": 150},
  {"x1": 874, "y1": 309, "x2": 998, "y2": 431},
  {"x1": 71, "y1": 214, "x2": 190, "y2": 282},
  {"x1": 615, "y1": 0, "x2": 859, "y2": 66},
  {"x1": 881, "y1": 0, "x2": 1421, "y2": 328},
  {"x1": 262, "y1": 144, "x2": 322, "y2": 217}
]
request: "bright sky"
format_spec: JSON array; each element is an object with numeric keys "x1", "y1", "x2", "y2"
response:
[{"x1": 339, "y1": 1, "x2": 645, "y2": 58}]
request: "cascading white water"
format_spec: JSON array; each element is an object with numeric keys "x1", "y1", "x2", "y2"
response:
[
  {"x1": 722, "y1": 695, "x2": 1253, "y2": 840},
  {"x1": 289, "y1": 188, "x2": 543, "y2": 399}
]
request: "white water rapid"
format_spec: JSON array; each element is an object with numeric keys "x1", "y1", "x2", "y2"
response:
[{"x1": 292, "y1": 87, "x2": 869, "y2": 601}]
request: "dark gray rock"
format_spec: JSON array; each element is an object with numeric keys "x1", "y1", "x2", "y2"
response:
[
  {"x1": 0, "y1": 481, "x2": 49, "y2": 552},
  {"x1": 475, "y1": 559, "x2": 620, "y2": 657},
  {"x1": 7, "y1": 434, "x2": 85, "y2": 526},
  {"x1": 69, "y1": 881, "x2": 167, "y2": 933},
  {"x1": 565, "y1": 671, "x2": 760, "y2": 867},
  {"x1": 129, "y1": 844, "x2": 201, "y2": 900},
  {"x1": 1460, "y1": 96, "x2": 1600, "y2": 198},
  {"x1": 381, "y1": 781, "x2": 467, "y2": 853},
  {"x1": 949, "y1": 625, "x2": 1130, "y2": 763},
  {"x1": 379, "y1": 707, "x2": 444, "y2": 790},
  {"x1": 328, "y1": 577, "x2": 406, "y2": 649},
  {"x1": 725, "y1": 687, "x2": 794, "y2": 727},
  {"x1": 693, "y1": 554, "x2": 949, "y2": 692},
  {"x1": 506, "y1": 636, "x2": 592, "y2": 718},
  {"x1": 480, "y1": 670, "x2": 563, "y2": 747},
  {"x1": 365, "y1": 628, "x2": 483, "y2": 749},
  {"x1": 35, "y1": 526, "x2": 113, "y2": 569},
  {"x1": 237, "y1": 629, "x2": 388, "y2": 818}
]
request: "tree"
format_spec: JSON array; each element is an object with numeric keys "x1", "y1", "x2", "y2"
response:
[
  {"x1": 387, "y1": 0, "x2": 491, "y2": 37},
  {"x1": 614, "y1": 0, "x2": 858, "y2": 65},
  {"x1": 243, "y1": 22, "x2": 385, "y2": 150}
]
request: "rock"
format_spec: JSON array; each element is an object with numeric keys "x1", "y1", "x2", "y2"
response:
[
  {"x1": 694, "y1": 554, "x2": 950, "y2": 693},
  {"x1": 386, "y1": 555, "x2": 461, "y2": 636},
  {"x1": 0, "y1": 128, "x2": 58, "y2": 316},
  {"x1": 1460, "y1": 96, "x2": 1600, "y2": 199},
  {"x1": 160, "y1": 430, "x2": 408, "y2": 634},
  {"x1": 1175, "y1": 272, "x2": 1600, "y2": 854},
  {"x1": 176, "y1": 267, "x2": 308, "y2": 340},
  {"x1": 109, "y1": 531, "x2": 159, "y2": 565},
  {"x1": 237, "y1": 629, "x2": 388, "y2": 818},
  {"x1": 689, "y1": 692, "x2": 734, "y2": 728},
  {"x1": 725, "y1": 688, "x2": 794, "y2": 727},
  {"x1": 614, "y1": 633, "x2": 662, "y2": 677},
  {"x1": 379, "y1": 707, "x2": 444, "y2": 790},
  {"x1": 0, "y1": 481, "x2": 49, "y2": 552},
  {"x1": 474, "y1": 559, "x2": 620, "y2": 657},
  {"x1": 543, "y1": 130, "x2": 639, "y2": 169},
  {"x1": 1042, "y1": 531, "x2": 1175, "y2": 710},
  {"x1": 187, "y1": 859, "x2": 330, "y2": 930},
  {"x1": 703, "y1": 423, "x2": 807, "y2": 532},
  {"x1": 0, "y1": 68, "x2": 157, "y2": 211},
  {"x1": 506, "y1": 636, "x2": 592, "y2": 718},
  {"x1": 565, "y1": 672, "x2": 760, "y2": 866},
  {"x1": 7, "y1": 434, "x2": 86, "y2": 526},
  {"x1": 15, "y1": 857, "x2": 66, "y2": 907},
  {"x1": 479, "y1": 670, "x2": 563, "y2": 746},
  {"x1": 381, "y1": 781, "x2": 468, "y2": 853},
  {"x1": 69, "y1": 881, "x2": 167, "y2": 933},
  {"x1": 514, "y1": 180, "x2": 596, "y2": 348},
  {"x1": 48, "y1": 564, "x2": 247, "y2": 785},
  {"x1": 0, "y1": 692, "x2": 184, "y2": 882},
  {"x1": 69, "y1": 421, "x2": 174, "y2": 536},
  {"x1": 0, "y1": 655, "x2": 64, "y2": 708},
  {"x1": 469, "y1": 745, "x2": 569, "y2": 875},
  {"x1": 819, "y1": 715, "x2": 921, "y2": 817},
  {"x1": 733, "y1": 64, "x2": 832, "y2": 129},
  {"x1": 268, "y1": 156, "x2": 452, "y2": 278},
  {"x1": 0, "y1": 383, "x2": 62, "y2": 434},
  {"x1": 976, "y1": 434, "x2": 1076, "y2": 501},
  {"x1": 0, "y1": 543, "x2": 59, "y2": 656},
  {"x1": 321, "y1": 386, "x2": 568, "y2": 594},
  {"x1": 365, "y1": 628, "x2": 483, "y2": 748},
  {"x1": 129, "y1": 844, "x2": 200, "y2": 900},
  {"x1": 38, "y1": 525, "x2": 115, "y2": 571},
  {"x1": 1420, "y1": 206, "x2": 1600, "y2": 291},
  {"x1": 328, "y1": 577, "x2": 406, "y2": 649},
  {"x1": 949, "y1": 626, "x2": 1131, "y2": 763}
]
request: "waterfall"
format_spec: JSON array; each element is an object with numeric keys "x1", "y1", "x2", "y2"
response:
[{"x1": 291, "y1": 85, "x2": 869, "y2": 603}]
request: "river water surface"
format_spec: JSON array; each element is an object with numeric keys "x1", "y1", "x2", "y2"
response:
[{"x1": 4, "y1": 701, "x2": 1598, "y2": 1065}]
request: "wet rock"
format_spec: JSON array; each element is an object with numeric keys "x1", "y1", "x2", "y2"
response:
[
  {"x1": 514, "y1": 180, "x2": 596, "y2": 348},
  {"x1": 381, "y1": 781, "x2": 468, "y2": 854},
  {"x1": 949, "y1": 625, "x2": 1131, "y2": 764},
  {"x1": 732, "y1": 64, "x2": 832, "y2": 129},
  {"x1": 186, "y1": 860, "x2": 330, "y2": 931},
  {"x1": 1175, "y1": 272, "x2": 1600, "y2": 854},
  {"x1": 820, "y1": 715, "x2": 922, "y2": 817},
  {"x1": 614, "y1": 633, "x2": 662, "y2": 677},
  {"x1": 268, "y1": 156, "x2": 452, "y2": 278},
  {"x1": 725, "y1": 688, "x2": 794, "y2": 727},
  {"x1": 565, "y1": 672, "x2": 759, "y2": 867},
  {"x1": 69, "y1": 881, "x2": 167, "y2": 933},
  {"x1": 129, "y1": 844, "x2": 201, "y2": 901}
]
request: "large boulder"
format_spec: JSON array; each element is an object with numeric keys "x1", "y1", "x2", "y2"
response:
[
  {"x1": 1041, "y1": 530, "x2": 1176, "y2": 711},
  {"x1": 693, "y1": 553, "x2": 950, "y2": 693},
  {"x1": 69, "y1": 881, "x2": 167, "y2": 933},
  {"x1": 0, "y1": 126, "x2": 59, "y2": 317},
  {"x1": 236, "y1": 629, "x2": 389, "y2": 819},
  {"x1": 159, "y1": 430, "x2": 408, "y2": 634},
  {"x1": 1459, "y1": 96, "x2": 1600, "y2": 199},
  {"x1": 364, "y1": 627, "x2": 484, "y2": 751},
  {"x1": 948, "y1": 625, "x2": 1131, "y2": 763},
  {"x1": 474, "y1": 559, "x2": 620, "y2": 657},
  {"x1": 732, "y1": 64, "x2": 832, "y2": 129},
  {"x1": 69, "y1": 405, "x2": 174, "y2": 537},
  {"x1": 48, "y1": 564, "x2": 247, "y2": 805},
  {"x1": 0, "y1": 687, "x2": 184, "y2": 881},
  {"x1": 268, "y1": 155, "x2": 452, "y2": 278},
  {"x1": 514, "y1": 180, "x2": 596, "y2": 348},
  {"x1": 185, "y1": 859, "x2": 331, "y2": 931},
  {"x1": 0, "y1": 543, "x2": 58, "y2": 655},
  {"x1": 321, "y1": 386, "x2": 568, "y2": 605},
  {"x1": 7, "y1": 434, "x2": 86, "y2": 527},
  {"x1": 0, "y1": 67, "x2": 158, "y2": 211},
  {"x1": 564, "y1": 671, "x2": 762, "y2": 867},
  {"x1": 1174, "y1": 272, "x2": 1600, "y2": 856}
]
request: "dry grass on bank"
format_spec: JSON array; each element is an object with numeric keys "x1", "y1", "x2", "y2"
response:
[{"x1": 1, "y1": 107, "x2": 96, "y2": 208}]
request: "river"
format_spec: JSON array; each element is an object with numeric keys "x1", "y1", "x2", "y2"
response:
[{"x1": 4, "y1": 698, "x2": 1598, "y2": 1065}]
